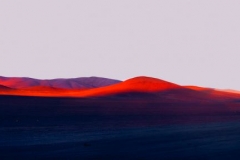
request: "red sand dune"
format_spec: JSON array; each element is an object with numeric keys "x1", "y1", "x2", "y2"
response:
[
  {"x1": 217, "y1": 89, "x2": 240, "y2": 94},
  {"x1": 72, "y1": 76, "x2": 182, "y2": 97},
  {"x1": 0, "y1": 76, "x2": 181, "y2": 97},
  {"x1": 0, "y1": 76, "x2": 240, "y2": 101},
  {"x1": 185, "y1": 85, "x2": 240, "y2": 99},
  {"x1": 185, "y1": 86, "x2": 213, "y2": 91}
]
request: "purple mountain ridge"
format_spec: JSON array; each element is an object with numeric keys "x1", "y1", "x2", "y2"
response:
[{"x1": 0, "y1": 76, "x2": 121, "y2": 89}]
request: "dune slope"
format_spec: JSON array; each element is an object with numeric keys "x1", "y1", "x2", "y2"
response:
[{"x1": 0, "y1": 76, "x2": 240, "y2": 102}]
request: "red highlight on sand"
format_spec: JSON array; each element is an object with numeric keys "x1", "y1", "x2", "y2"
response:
[{"x1": 0, "y1": 76, "x2": 240, "y2": 100}]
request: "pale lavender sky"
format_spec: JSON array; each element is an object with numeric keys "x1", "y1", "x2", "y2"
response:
[{"x1": 1, "y1": 0, "x2": 240, "y2": 89}]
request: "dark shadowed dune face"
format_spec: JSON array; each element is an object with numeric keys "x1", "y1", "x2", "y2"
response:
[{"x1": 0, "y1": 84, "x2": 12, "y2": 90}]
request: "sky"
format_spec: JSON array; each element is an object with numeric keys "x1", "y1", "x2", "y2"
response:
[{"x1": 1, "y1": 0, "x2": 240, "y2": 89}]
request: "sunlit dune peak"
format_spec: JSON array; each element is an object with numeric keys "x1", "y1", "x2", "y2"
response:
[
  {"x1": 70, "y1": 76, "x2": 183, "y2": 97},
  {"x1": 124, "y1": 76, "x2": 179, "y2": 85},
  {"x1": 116, "y1": 76, "x2": 181, "y2": 92},
  {"x1": 125, "y1": 76, "x2": 164, "y2": 82}
]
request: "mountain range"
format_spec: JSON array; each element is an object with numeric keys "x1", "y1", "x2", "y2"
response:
[
  {"x1": 2, "y1": 76, "x2": 240, "y2": 159},
  {"x1": 0, "y1": 76, "x2": 240, "y2": 102},
  {"x1": 0, "y1": 76, "x2": 121, "y2": 89}
]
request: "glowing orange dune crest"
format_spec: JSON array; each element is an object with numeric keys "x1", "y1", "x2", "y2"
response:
[
  {"x1": 0, "y1": 76, "x2": 240, "y2": 100},
  {"x1": 73, "y1": 76, "x2": 182, "y2": 97},
  {"x1": 0, "y1": 76, "x2": 182, "y2": 97}
]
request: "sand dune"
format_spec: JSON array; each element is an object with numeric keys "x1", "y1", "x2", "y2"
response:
[
  {"x1": 1, "y1": 76, "x2": 240, "y2": 159},
  {"x1": 0, "y1": 76, "x2": 240, "y2": 102},
  {"x1": 185, "y1": 85, "x2": 240, "y2": 99},
  {"x1": 0, "y1": 76, "x2": 181, "y2": 97},
  {"x1": 73, "y1": 76, "x2": 182, "y2": 97}
]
